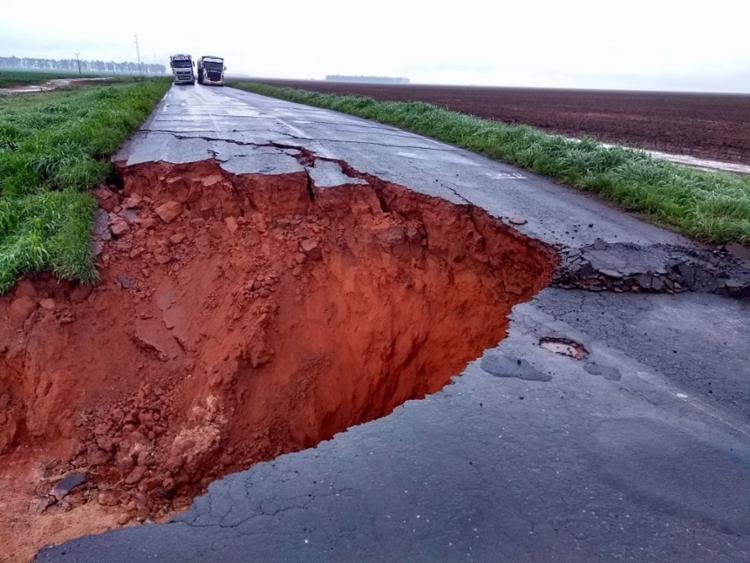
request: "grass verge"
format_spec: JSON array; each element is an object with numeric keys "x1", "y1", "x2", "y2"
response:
[
  {"x1": 232, "y1": 83, "x2": 750, "y2": 245},
  {"x1": 0, "y1": 79, "x2": 170, "y2": 292}
]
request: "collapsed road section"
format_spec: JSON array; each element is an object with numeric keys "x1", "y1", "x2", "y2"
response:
[
  {"x1": 0, "y1": 148, "x2": 555, "y2": 560},
  {"x1": 3, "y1": 84, "x2": 750, "y2": 562},
  {"x1": 27, "y1": 84, "x2": 750, "y2": 563}
]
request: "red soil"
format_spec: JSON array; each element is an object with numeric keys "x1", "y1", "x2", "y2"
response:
[
  {"x1": 0, "y1": 160, "x2": 554, "y2": 560},
  {"x1": 261, "y1": 80, "x2": 750, "y2": 164}
]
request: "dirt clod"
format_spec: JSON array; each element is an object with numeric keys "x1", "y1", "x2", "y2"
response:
[
  {"x1": 299, "y1": 238, "x2": 322, "y2": 260},
  {"x1": 154, "y1": 201, "x2": 183, "y2": 223},
  {"x1": 122, "y1": 194, "x2": 143, "y2": 209},
  {"x1": 110, "y1": 215, "x2": 131, "y2": 237},
  {"x1": 224, "y1": 216, "x2": 239, "y2": 234},
  {"x1": 9, "y1": 295, "x2": 37, "y2": 324},
  {"x1": 124, "y1": 466, "x2": 147, "y2": 486}
]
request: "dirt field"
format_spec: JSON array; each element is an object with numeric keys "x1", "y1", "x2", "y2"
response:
[{"x1": 259, "y1": 80, "x2": 750, "y2": 164}]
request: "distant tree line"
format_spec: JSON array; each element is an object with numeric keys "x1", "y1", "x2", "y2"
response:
[{"x1": 0, "y1": 56, "x2": 166, "y2": 75}]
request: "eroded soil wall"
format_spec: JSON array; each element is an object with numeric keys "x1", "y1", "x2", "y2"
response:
[{"x1": 0, "y1": 159, "x2": 555, "y2": 559}]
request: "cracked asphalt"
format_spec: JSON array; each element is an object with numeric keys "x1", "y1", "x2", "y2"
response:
[{"x1": 38, "y1": 84, "x2": 750, "y2": 562}]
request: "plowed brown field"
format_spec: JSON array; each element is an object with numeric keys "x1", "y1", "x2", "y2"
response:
[{"x1": 260, "y1": 80, "x2": 750, "y2": 164}]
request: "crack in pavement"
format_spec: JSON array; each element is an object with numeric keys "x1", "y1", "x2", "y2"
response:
[
  {"x1": 149, "y1": 109, "x2": 415, "y2": 134},
  {"x1": 179, "y1": 487, "x2": 353, "y2": 531},
  {"x1": 142, "y1": 128, "x2": 458, "y2": 153},
  {"x1": 127, "y1": 133, "x2": 750, "y2": 299},
  {"x1": 275, "y1": 131, "x2": 458, "y2": 153}
]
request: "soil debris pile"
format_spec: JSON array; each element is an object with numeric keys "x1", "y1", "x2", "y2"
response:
[{"x1": 0, "y1": 158, "x2": 554, "y2": 559}]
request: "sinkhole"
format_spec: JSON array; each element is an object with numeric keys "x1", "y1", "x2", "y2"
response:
[{"x1": 0, "y1": 159, "x2": 555, "y2": 558}]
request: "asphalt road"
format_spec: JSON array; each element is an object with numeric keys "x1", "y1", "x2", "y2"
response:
[{"x1": 39, "y1": 84, "x2": 750, "y2": 562}]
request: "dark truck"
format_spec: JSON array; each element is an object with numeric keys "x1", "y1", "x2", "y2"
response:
[{"x1": 197, "y1": 56, "x2": 225, "y2": 86}]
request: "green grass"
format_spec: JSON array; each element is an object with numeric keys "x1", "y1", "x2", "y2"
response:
[
  {"x1": 233, "y1": 82, "x2": 750, "y2": 245},
  {"x1": 0, "y1": 70, "x2": 101, "y2": 88},
  {"x1": 0, "y1": 79, "x2": 170, "y2": 292}
]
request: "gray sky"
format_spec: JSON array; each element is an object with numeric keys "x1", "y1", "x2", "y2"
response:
[{"x1": 1, "y1": 0, "x2": 749, "y2": 92}]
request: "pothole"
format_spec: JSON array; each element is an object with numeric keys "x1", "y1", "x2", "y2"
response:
[
  {"x1": 539, "y1": 336, "x2": 588, "y2": 359},
  {"x1": 0, "y1": 158, "x2": 555, "y2": 559}
]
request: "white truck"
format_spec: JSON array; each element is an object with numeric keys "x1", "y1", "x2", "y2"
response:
[
  {"x1": 197, "y1": 56, "x2": 225, "y2": 86},
  {"x1": 169, "y1": 54, "x2": 195, "y2": 85}
]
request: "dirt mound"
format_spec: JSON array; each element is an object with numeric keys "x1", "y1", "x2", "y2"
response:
[{"x1": 0, "y1": 159, "x2": 554, "y2": 560}]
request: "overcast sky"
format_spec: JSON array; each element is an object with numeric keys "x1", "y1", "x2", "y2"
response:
[{"x1": 1, "y1": 0, "x2": 748, "y2": 92}]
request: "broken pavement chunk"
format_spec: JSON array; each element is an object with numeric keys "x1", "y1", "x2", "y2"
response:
[{"x1": 50, "y1": 472, "x2": 87, "y2": 501}]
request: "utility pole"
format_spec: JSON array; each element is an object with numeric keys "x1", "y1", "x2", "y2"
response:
[
  {"x1": 74, "y1": 52, "x2": 81, "y2": 75},
  {"x1": 134, "y1": 33, "x2": 143, "y2": 76}
]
